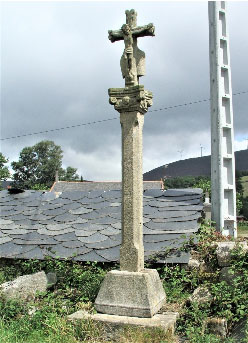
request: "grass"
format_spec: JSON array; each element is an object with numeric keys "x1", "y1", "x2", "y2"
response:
[
  {"x1": 0, "y1": 223, "x2": 247, "y2": 343},
  {"x1": 241, "y1": 176, "x2": 248, "y2": 198}
]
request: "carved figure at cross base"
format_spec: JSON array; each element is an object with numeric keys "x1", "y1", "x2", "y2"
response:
[{"x1": 108, "y1": 9, "x2": 155, "y2": 87}]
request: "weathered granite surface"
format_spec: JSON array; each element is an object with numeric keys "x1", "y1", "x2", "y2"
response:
[
  {"x1": 0, "y1": 188, "x2": 203, "y2": 263},
  {"x1": 95, "y1": 269, "x2": 166, "y2": 317},
  {"x1": 0, "y1": 271, "x2": 53, "y2": 301}
]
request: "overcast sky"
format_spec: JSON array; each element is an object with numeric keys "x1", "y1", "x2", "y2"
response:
[{"x1": 1, "y1": 1, "x2": 248, "y2": 181}]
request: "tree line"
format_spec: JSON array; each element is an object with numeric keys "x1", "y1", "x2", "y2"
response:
[{"x1": 0, "y1": 140, "x2": 82, "y2": 190}]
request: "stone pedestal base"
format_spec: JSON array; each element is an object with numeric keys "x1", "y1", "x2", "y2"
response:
[
  {"x1": 94, "y1": 269, "x2": 166, "y2": 318},
  {"x1": 68, "y1": 311, "x2": 179, "y2": 335}
]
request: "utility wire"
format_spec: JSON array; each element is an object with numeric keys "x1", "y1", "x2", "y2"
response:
[{"x1": 1, "y1": 90, "x2": 247, "y2": 141}]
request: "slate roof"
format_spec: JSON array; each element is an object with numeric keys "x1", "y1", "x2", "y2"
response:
[
  {"x1": 51, "y1": 181, "x2": 163, "y2": 193},
  {"x1": 0, "y1": 188, "x2": 203, "y2": 264}
]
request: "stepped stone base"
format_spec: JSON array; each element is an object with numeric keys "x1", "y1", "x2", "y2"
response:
[
  {"x1": 68, "y1": 310, "x2": 179, "y2": 334},
  {"x1": 94, "y1": 269, "x2": 166, "y2": 318}
]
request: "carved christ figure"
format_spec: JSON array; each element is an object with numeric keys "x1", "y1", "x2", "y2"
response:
[{"x1": 121, "y1": 24, "x2": 137, "y2": 86}]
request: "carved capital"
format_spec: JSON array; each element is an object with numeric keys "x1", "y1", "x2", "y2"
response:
[{"x1": 108, "y1": 85, "x2": 153, "y2": 114}]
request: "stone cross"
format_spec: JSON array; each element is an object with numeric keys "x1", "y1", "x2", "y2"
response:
[
  {"x1": 108, "y1": 9, "x2": 155, "y2": 87},
  {"x1": 95, "y1": 10, "x2": 165, "y2": 318}
]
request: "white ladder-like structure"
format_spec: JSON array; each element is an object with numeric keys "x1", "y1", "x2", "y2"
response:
[{"x1": 208, "y1": 1, "x2": 237, "y2": 237}]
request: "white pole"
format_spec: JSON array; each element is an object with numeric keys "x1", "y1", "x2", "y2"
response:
[{"x1": 208, "y1": 1, "x2": 237, "y2": 237}]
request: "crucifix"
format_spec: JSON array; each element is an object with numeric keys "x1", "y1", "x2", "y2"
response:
[
  {"x1": 108, "y1": 9, "x2": 155, "y2": 87},
  {"x1": 95, "y1": 10, "x2": 165, "y2": 318}
]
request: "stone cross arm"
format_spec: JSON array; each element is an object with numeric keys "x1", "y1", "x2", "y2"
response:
[{"x1": 108, "y1": 23, "x2": 155, "y2": 43}]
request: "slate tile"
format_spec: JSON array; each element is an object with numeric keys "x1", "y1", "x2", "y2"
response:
[
  {"x1": 51, "y1": 198, "x2": 73, "y2": 205},
  {"x1": 86, "y1": 237, "x2": 120, "y2": 249},
  {"x1": 97, "y1": 246, "x2": 120, "y2": 261},
  {"x1": 87, "y1": 201, "x2": 110, "y2": 209},
  {"x1": 42, "y1": 208, "x2": 68, "y2": 216},
  {"x1": 77, "y1": 233, "x2": 108, "y2": 244},
  {"x1": 63, "y1": 202, "x2": 82, "y2": 210},
  {"x1": 22, "y1": 209, "x2": 40, "y2": 216},
  {"x1": 54, "y1": 213, "x2": 77, "y2": 222},
  {"x1": 62, "y1": 240, "x2": 84, "y2": 249},
  {"x1": 111, "y1": 222, "x2": 121, "y2": 230},
  {"x1": 53, "y1": 232, "x2": 79, "y2": 242},
  {"x1": 152, "y1": 213, "x2": 201, "y2": 223},
  {"x1": 144, "y1": 238, "x2": 187, "y2": 252},
  {"x1": 143, "y1": 217, "x2": 151, "y2": 223},
  {"x1": 75, "y1": 250, "x2": 107, "y2": 262},
  {"x1": 74, "y1": 230, "x2": 96, "y2": 237},
  {"x1": 0, "y1": 190, "x2": 9, "y2": 198},
  {"x1": 101, "y1": 227, "x2": 120, "y2": 236},
  {"x1": 108, "y1": 212, "x2": 121, "y2": 220},
  {"x1": 144, "y1": 220, "x2": 199, "y2": 231},
  {"x1": 40, "y1": 203, "x2": 64, "y2": 210},
  {"x1": 7, "y1": 214, "x2": 28, "y2": 221},
  {"x1": 0, "y1": 205, "x2": 16, "y2": 211},
  {"x1": 70, "y1": 218, "x2": 88, "y2": 224},
  {"x1": 69, "y1": 207, "x2": 93, "y2": 215},
  {"x1": 102, "y1": 190, "x2": 121, "y2": 199},
  {"x1": 87, "y1": 190, "x2": 104, "y2": 199},
  {"x1": 143, "y1": 205, "x2": 160, "y2": 216},
  {"x1": 25, "y1": 200, "x2": 43, "y2": 207},
  {"x1": 149, "y1": 210, "x2": 198, "y2": 219},
  {"x1": 143, "y1": 189, "x2": 164, "y2": 198},
  {"x1": 97, "y1": 206, "x2": 120, "y2": 215},
  {"x1": 0, "y1": 210, "x2": 19, "y2": 217},
  {"x1": 72, "y1": 223, "x2": 103, "y2": 231},
  {"x1": 4, "y1": 228, "x2": 29, "y2": 235},
  {"x1": 13, "y1": 236, "x2": 58, "y2": 245},
  {"x1": 14, "y1": 246, "x2": 45, "y2": 259},
  {"x1": 0, "y1": 219, "x2": 14, "y2": 225},
  {"x1": 12, "y1": 232, "x2": 57, "y2": 244},
  {"x1": 37, "y1": 228, "x2": 75, "y2": 236},
  {"x1": 89, "y1": 216, "x2": 118, "y2": 225},
  {"x1": 162, "y1": 189, "x2": 202, "y2": 197},
  {"x1": 144, "y1": 233, "x2": 191, "y2": 243},
  {"x1": 149, "y1": 199, "x2": 199, "y2": 207},
  {"x1": 0, "y1": 242, "x2": 34, "y2": 257},
  {"x1": 41, "y1": 192, "x2": 57, "y2": 202},
  {"x1": 79, "y1": 212, "x2": 105, "y2": 221},
  {"x1": 161, "y1": 195, "x2": 202, "y2": 203},
  {"x1": 30, "y1": 214, "x2": 55, "y2": 221},
  {"x1": 46, "y1": 223, "x2": 73, "y2": 231},
  {"x1": 46, "y1": 245, "x2": 82, "y2": 258},
  {"x1": 156, "y1": 204, "x2": 203, "y2": 211},
  {"x1": 0, "y1": 236, "x2": 13, "y2": 244},
  {"x1": 109, "y1": 202, "x2": 121, "y2": 207},
  {"x1": 59, "y1": 191, "x2": 85, "y2": 201},
  {"x1": 110, "y1": 233, "x2": 121, "y2": 242},
  {"x1": 79, "y1": 197, "x2": 104, "y2": 205}
]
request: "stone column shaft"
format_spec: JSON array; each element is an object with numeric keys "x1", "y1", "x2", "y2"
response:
[
  {"x1": 108, "y1": 85, "x2": 153, "y2": 271},
  {"x1": 120, "y1": 111, "x2": 144, "y2": 272}
]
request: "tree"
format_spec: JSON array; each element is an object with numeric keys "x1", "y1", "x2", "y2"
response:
[
  {"x1": 0, "y1": 153, "x2": 11, "y2": 181},
  {"x1": 59, "y1": 166, "x2": 80, "y2": 181},
  {"x1": 12, "y1": 141, "x2": 63, "y2": 189}
]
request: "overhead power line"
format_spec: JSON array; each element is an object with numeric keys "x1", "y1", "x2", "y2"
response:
[{"x1": 1, "y1": 90, "x2": 247, "y2": 141}]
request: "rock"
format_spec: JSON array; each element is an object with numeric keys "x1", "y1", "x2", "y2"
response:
[
  {"x1": 46, "y1": 272, "x2": 57, "y2": 288},
  {"x1": 216, "y1": 242, "x2": 248, "y2": 267},
  {"x1": 187, "y1": 258, "x2": 201, "y2": 269},
  {"x1": 205, "y1": 317, "x2": 227, "y2": 337},
  {"x1": 0, "y1": 271, "x2": 57, "y2": 301},
  {"x1": 219, "y1": 267, "x2": 241, "y2": 286},
  {"x1": 189, "y1": 286, "x2": 213, "y2": 304}
]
